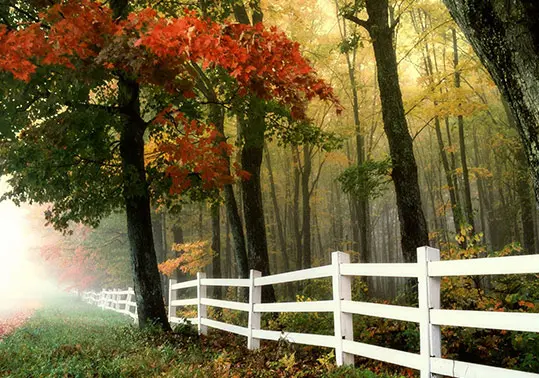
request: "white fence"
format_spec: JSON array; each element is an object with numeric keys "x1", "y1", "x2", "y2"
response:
[
  {"x1": 83, "y1": 288, "x2": 138, "y2": 322},
  {"x1": 84, "y1": 247, "x2": 539, "y2": 378}
]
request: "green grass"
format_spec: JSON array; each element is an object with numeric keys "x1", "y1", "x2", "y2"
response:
[{"x1": 0, "y1": 297, "x2": 405, "y2": 377}]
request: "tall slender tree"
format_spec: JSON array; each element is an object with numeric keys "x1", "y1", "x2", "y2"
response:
[{"x1": 345, "y1": 0, "x2": 429, "y2": 263}]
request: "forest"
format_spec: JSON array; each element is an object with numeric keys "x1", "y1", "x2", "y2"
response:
[{"x1": 0, "y1": 0, "x2": 538, "y2": 375}]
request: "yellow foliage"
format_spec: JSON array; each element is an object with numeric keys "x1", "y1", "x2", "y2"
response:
[
  {"x1": 158, "y1": 240, "x2": 213, "y2": 277},
  {"x1": 469, "y1": 166, "x2": 493, "y2": 178},
  {"x1": 325, "y1": 151, "x2": 350, "y2": 167}
]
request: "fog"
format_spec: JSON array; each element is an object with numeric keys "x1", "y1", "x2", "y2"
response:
[{"x1": 0, "y1": 178, "x2": 62, "y2": 318}]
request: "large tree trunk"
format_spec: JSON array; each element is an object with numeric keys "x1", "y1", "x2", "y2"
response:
[
  {"x1": 516, "y1": 151, "x2": 536, "y2": 254},
  {"x1": 119, "y1": 102, "x2": 170, "y2": 330},
  {"x1": 347, "y1": 0, "x2": 429, "y2": 263},
  {"x1": 113, "y1": 0, "x2": 169, "y2": 330},
  {"x1": 502, "y1": 100, "x2": 537, "y2": 254},
  {"x1": 442, "y1": 0, "x2": 539, "y2": 204}
]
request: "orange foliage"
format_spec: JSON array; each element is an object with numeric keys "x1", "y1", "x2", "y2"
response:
[
  {"x1": 158, "y1": 240, "x2": 213, "y2": 277},
  {"x1": 0, "y1": 1, "x2": 341, "y2": 119},
  {"x1": 155, "y1": 112, "x2": 233, "y2": 193},
  {"x1": 0, "y1": 1, "x2": 341, "y2": 196}
]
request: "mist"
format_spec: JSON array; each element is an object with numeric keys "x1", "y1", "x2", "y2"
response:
[{"x1": 0, "y1": 178, "x2": 62, "y2": 318}]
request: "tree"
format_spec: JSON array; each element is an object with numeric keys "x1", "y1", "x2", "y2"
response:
[
  {"x1": 344, "y1": 0, "x2": 429, "y2": 263},
  {"x1": 335, "y1": 0, "x2": 371, "y2": 263},
  {"x1": 442, "y1": 0, "x2": 539, "y2": 204},
  {"x1": 0, "y1": 0, "x2": 340, "y2": 326}
]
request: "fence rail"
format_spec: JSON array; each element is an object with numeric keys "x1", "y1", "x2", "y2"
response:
[
  {"x1": 83, "y1": 247, "x2": 539, "y2": 378},
  {"x1": 83, "y1": 288, "x2": 137, "y2": 322}
]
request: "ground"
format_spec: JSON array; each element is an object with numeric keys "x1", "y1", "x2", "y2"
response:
[{"x1": 0, "y1": 296, "x2": 403, "y2": 377}]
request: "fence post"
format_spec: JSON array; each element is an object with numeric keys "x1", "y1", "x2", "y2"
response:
[
  {"x1": 248, "y1": 269, "x2": 262, "y2": 350},
  {"x1": 125, "y1": 287, "x2": 132, "y2": 315},
  {"x1": 332, "y1": 251, "x2": 354, "y2": 366},
  {"x1": 417, "y1": 246, "x2": 441, "y2": 378},
  {"x1": 197, "y1": 272, "x2": 207, "y2": 335},
  {"x1": 168, "y1": 278, "x2": 177, "y2": 322}
]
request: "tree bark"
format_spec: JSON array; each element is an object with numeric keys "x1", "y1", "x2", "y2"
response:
[
  {"x1": 347, "y1": 0, "x2": 429, "y2": 263},
  {"x1": 502, "y1": 100, "x2": 537, "y2": 254},
  {"x1": 111, "y1": 0, "x2": 169, "y2": 330},
  {"x1": 119, "y1": 91, "x2": 170, "y2": 330},
  {"x1": 442, "y1": 0, "x2": 539, "y2": 204},
  {"x1": 240, "y1": 108, "x2": 276, "y2": 303}
]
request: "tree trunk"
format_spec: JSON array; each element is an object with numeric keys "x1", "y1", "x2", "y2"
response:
[
  {"x1": 502, "y1": 100, "x2": 537, "y2": 254},
  {"x1": 301, "y1": 145, "x2": 312, "y2": 269},
  {"x1": 348, "y1": 0, "x2": 429, "y2": 263},
  {"x1": 264, "y1": 145, "x2": 289, "y2": 272},
  {"x1": 119, "y1": 97, "x2": 170, "y2": 330},
  {"x1": 172, "y1": 222, "x2": 187, "y2": 282},
  {"x1": 211, "y1": 204, "x2": 222, "y2": 298},
  {"x1": 516, "y1": 152, "x2": 536, "y2": 254},
  {"x1": 240, "y1": 108, "x2": 276, "y2": 303},
  {"x1": 452, "y1": 28, "x2": 475, "y2": 232},
  {"x1": 417, "y1": 28, "x2": 462, "y2": 235},
  {"x1": 151, "y1": 210, "x2": 168, "y2": 304},
  {"x1": 338, "y1": 9, "x2": 371, "y2": 263},
  {"x1": 232, "y1": 3, "x2": 275, "y2": 302},
  {"x1": 442, "y1": 0, "x2": 539, "y2": 204},
  {"x1": 292, "y1": 147, "x2": 302, "y2": 269},
  {"x1": 224, "y1": 210, "x2": 233, "y2": 277},
  {"x1": 209, "y1": 104, "x2": 249, "y2": 279},
  {"x1": 434, "y1": 116, "x2": 461, "y2": 233},
  {"x1": 112, "y1": 0, "x2": 169, "y2": 332}
]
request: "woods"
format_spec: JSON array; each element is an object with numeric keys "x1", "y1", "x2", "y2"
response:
[{"x1": 0, "y1": 0, "x2": 538, "y2": 341}]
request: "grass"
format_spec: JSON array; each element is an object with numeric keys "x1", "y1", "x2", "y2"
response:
[{"x1": 0, "y1": 297, "x2": 405, "y2": 377}]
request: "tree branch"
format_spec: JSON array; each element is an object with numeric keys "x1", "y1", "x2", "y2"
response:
[
  {"x1": 343, "y1": 14, "x2": 370, "y2": 31},
  {"x1": 65, "y1": 101, "x2": 120, "y2": 114}
]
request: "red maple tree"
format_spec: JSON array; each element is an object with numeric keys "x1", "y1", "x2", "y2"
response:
[{"x1": 0, "y1": 2, "x2": 340, "y2": 194}]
